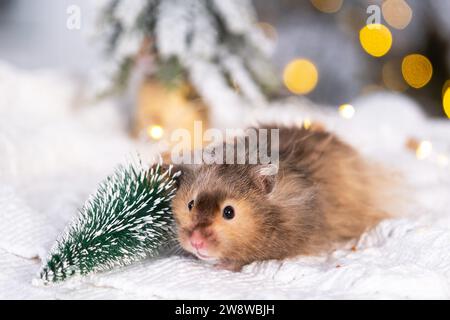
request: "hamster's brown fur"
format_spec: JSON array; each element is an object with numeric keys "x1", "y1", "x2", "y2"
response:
[{"x1": 169, "y1": 125, "x2": 394, "y2": 271}]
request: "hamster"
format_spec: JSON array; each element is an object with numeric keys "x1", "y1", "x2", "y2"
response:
[{"x1": 169, "y1": 125, "x2": 395, "y2": 271}]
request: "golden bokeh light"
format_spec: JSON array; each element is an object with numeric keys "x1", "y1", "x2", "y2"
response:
[
  {"x1": 338, "y1": 104, "x2": 355, "y2": 119},
  {"x1": 303, "y1": 118, "x2": 312, "y2": 129},
  {"x1": 416, "y1": 140, "x2": 432, "y2": 160},
  {"x1": 382, "y1": 0, "x2": 413, "y2": 30},
  {"x1": 147, "y1": 125, "x2": 164, "y2": 140},
  {"x1": 382, "y1": 60, "x2": 408, "y2": 92},
  {"x1": 283, "y1": 59, "x2": 319, "y2": 95},
  {"x1": 359, "y1": 24, "x2": 393, "y2": 57},
  {"x1": 310, "y1": 0, "x2": 343, "y2": 13},
  {"x1": 401, "y1": 54, "x2": 433, "y2": 89},
  {"x1": 443, "y1": 86, "x2": 450, "y2": 118}
]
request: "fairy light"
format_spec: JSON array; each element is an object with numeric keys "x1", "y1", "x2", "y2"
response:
[
  {"x1": 359, "y1": 24, "x2": 392, "y2": 57},
  {"x1": 310, "y1": 0, "x2": 343, "y2": 13},
  {"x1": 382, "y1": 0, "x2": 413, "y2": 30},
  {"x1": 406, "y1": 138, "x2": 448, "y2": 166},
  {"x1": 338, "y1": 104, "x2": 355, "y2": 119},
  {"x1": 283, "y1": 58, "x2": 319, "y2": 95},
  {"x1": 147, "y1": 125, "x2": 164, "y2": 140},
  {"x1": 402, "y1": 54, "x2": 433, "y2": 89},
  {"x1": 416, "y1": 140, "x2": 432, "y2": 160},
  {"x1": 303, "y1": 118, "x2": 312, "y2": 129}
]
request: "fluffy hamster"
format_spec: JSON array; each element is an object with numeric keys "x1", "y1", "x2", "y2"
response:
[{"x1": 169, "y1": 125, "x2": 394, "y2": 271}]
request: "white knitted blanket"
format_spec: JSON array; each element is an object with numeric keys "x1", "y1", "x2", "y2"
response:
[{"x1": 1, "y1": 62, "x2": 449, "y2": 299}]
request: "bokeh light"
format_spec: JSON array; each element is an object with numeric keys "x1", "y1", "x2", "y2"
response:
[
  {"x1": 147, "y1": 125, "x2": 164, "y2": 140},
  {"x1": 382, "y1": 0, "x2": 413, "y2": 30},
  {"x1": 303, "y1": 118, "x2": 312, "y2": 129},
  {"x1": 443, "y1": 86, "x2": 450, "y2": 118},
  {"x1": 401, "y1": 54, "x2": 433, "y2": 89},
  {"x1": 283, "y1": 59, "x2": 319, "y2": 95},
  {"x1": 416, "y1": 140, "x2": 432, "y2": 160},
  {"x1": 382, "y1": 60, "x2": 408, "y2": 92},
  {"x1": 310, "y1": 0, "x2": 343, "y2": 13},
  {"x1": 359, "y1": 24, "x2": 393, "y2": 57},
  {"x1": 338, "y1": 104, "x2": 355, "y2": 119}
]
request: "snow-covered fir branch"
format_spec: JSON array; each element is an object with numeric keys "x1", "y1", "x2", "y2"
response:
[
  {"x1": 39, "y1": 161, "x2": 180, "y2": 283},
  {"x1": 96, "y1": 0, "x2": 278, "y2": 125}
]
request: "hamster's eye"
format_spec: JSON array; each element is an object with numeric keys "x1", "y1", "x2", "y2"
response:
[
  {"x1": 222, "y1": 206, "x2": 235, "y2": 220},
  {"x1": 188, "y1": 200, "x2": 194, "y2": 211}
]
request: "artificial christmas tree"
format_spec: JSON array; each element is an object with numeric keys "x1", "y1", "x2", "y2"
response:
[{"x1": 38, "y1": 162, "x2": 180, "y2": 283}]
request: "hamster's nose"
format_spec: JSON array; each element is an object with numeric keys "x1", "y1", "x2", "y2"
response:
[{"x1": 190, "y1": 230, "x2": 205, "y2": 250}]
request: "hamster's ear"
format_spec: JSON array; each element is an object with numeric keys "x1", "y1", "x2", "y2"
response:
[{"x1": 254, "y1": 164, "x2": 278, "y2": 194}]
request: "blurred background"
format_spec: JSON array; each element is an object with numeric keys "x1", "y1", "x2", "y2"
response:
[{"x1": 0, "y1": 0, "x2": 449, "y2": 138}]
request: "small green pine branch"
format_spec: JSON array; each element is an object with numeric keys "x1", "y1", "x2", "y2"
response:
[{"x1": 39, "y1": 161, "x2": 179, "y2": 283}]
